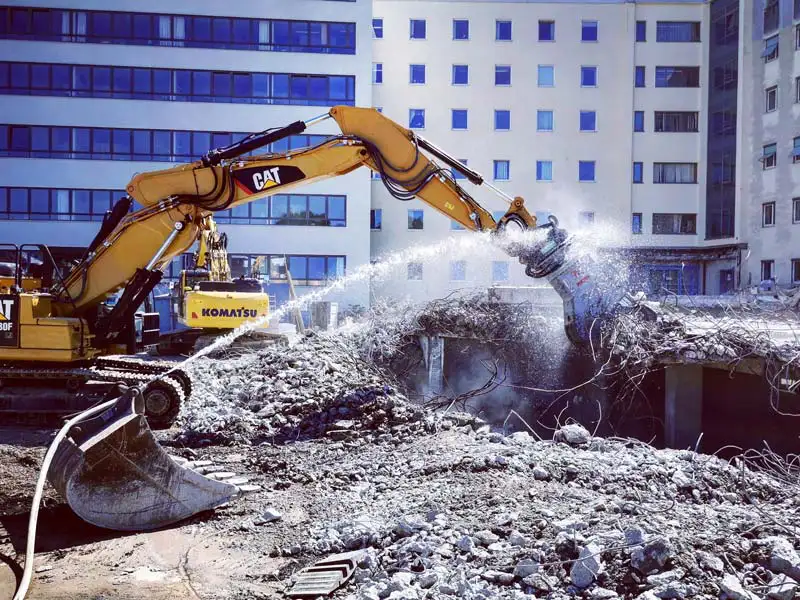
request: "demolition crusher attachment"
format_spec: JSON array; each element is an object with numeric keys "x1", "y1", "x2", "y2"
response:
[{"x1": 46, "y1": 385, "x2": 236, "y2": 531}]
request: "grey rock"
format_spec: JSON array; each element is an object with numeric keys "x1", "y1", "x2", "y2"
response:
[
  {"x1": 767, "y1": 574, "x2": 798, "y2": 600},
  {"x1": 647, "y1": 568, "x2": 685, "y2": 586},
  {"x1": 514, "y1": 559, "x2": 539, "y2": 578},
  {"x1": 523, "y1": 573, "x2": 556, "y2": 592},
  {"x1": 719, "y1": 574, "x2": 759, "y2": 600},
  {"x1": 571, "y1": 542, "x2": 603, "y2": 589},
  {"x1": 474, "y1": 530, "x2": 500, "y2": 546},
  {"x1": 764, "y1": 537, "x2": 800, "y2": 579},
  {"x1": 533, "y1": 466, "x2": 551, "y2": 480},
  {"x1": 418, "y1": 572, "x2": 438, "y2": 589},
  {"x1": 482, "y1": 570, "x2": 514, "y2": 585},
  {"x1": 632, "y1": 537, "x2": 673, "y2": 574},
  {"x1": 554, "y1": 423, "x2": 591, "y2": 445},
  {"x1": 508, "y1": 431, "x2": 532, "y2": 444},
  {"x1": 695, "y1": 550, "x2": 724, "y2": 573},
  {"x1": 653, "y1": 582, "x2": 697, "y2": 599},
  {"x1": 591, "y1": 588, "x2": 619, "y2": 599},
  {"x1": 261, "y1": 508, "x2": 282, "y2": 523},
  {"x1": 456, "y1": 536, "x2": 475, "y2": 552},
  {"x1": 508, "y1": 530, "x2": 528, "y2": 547},
  {"x1": 625, "y1": 527, "x2": 646, "y2": 547},
  {"x1": 671, "y1": 469, "x2": 693, "y2": 489}
]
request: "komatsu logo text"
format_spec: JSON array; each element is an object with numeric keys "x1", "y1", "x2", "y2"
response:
[
  {"x1": 252, "y1": 167, "x2": 282, "y2": 191},
  {"x1": 201, "y1": 307, "x2": 260, "y2": 318}
]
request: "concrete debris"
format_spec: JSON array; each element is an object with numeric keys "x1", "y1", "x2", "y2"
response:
[
  {"x1": 554, "y1": 423, "x2": 591, "y2": 446},
  {"x1": 260, "y1": 508, "x2": 282, "y2": 523},
  {"x1": 631, "y1": 537, "x2": 674, "y2": 574},
  {"x1": 719, "y1": 574, "x2": 760, "y2": 600},
  {"x1": 570, "y1": 542, "x2": 603, "y2": 588},
  {"x1": 766, "y1": 574, "x2": 798, "y2": 600}
]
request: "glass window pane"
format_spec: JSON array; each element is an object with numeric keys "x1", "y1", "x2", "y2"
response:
[
  {"x1": 30, "y1": 64, "x2": 49, "y2": 89},
  {"x1": 193, "y1": 17, "x2": 211, "y2": 41},
  {"x1": 192, "y1": 71, "x2": 211, "y2": 96},
  {"x1": 211, "y1": 132, "x2": 231, "y2": 148},
  {"x1": 113, "y1": 129, "x2": 130, "y2": 155},
  {"x1": 290, "y1": 75, "x2": 308, "y2": 98},
  {"x1": 174, "y1": 131, "x2": 191, "y2": 157},
  {"x1": 233, "y1": 73, "x2": 251, "y2": 97},
  {"x1": 329, "y1": 76, "x2": 346, "y2": 100},
  {"x1": 113, "y1": 13, "x2": 131, "y2": 37},
  {"x1": 174, "y1": 70, "x2": 191, "y2": 95},
  {"x1": 10, "y1": 189, "x2": 28, "y2": 214},
  {"x1": 270, "y1": 195, "x2": 288, "y2": 221},
  {"x1": 212, "y1": 18, "x2": 231, "y2": 43},
  {"x1": 153, "y1": 70, "x2": 171, "y2": 94},
  {"x1": 51, "y1": 64, "x2": 69, "y2": 90},
  {"x1": 212, "y1": 72, "x2": 231, "y2": 97},
  {"x1": 273, "y1": 74, "x2": 289, "y2": 97},
  {"x1": 74, "y1": 66, "x2": 90, "y2": 91},
  {"x1": 91, "y1": 12, "x2": 112, "y2": 37},
  {"x1": 308, "y1": 256, "x2": 325, "y2": 279},
  {"x1": 191, "y1": 132, "x2": 211, "y2": 155},
  {"x1": 92, "y1": 128, "x2": 110, "y2": 154},
  {"x1": 73, "y1": 190, "x2": 90, "y2": 214},
  {"x1": 93, "y1": 67, "x2": 110, "y2": 92},
  {"x1": 51, "y1": 127, "x2": 69, "y2": 153},
  {"x1": 30, "y1": 188, "x2": 49, "y2": 213},
  {"x1": 92, "y1": 190, "x2": 111, "y2": 214},
  {"x1": 289, "y1": 195, "x2": 307, "y2": 220},
  {"x1": 133, "y1": 68, "x2": 151, "y2": 94},
  {"x1": 0, "y1": 63, "x2": 8, "y2": 88},
  {"x1": 328, "y1": 196, "x2": 345, "y2": 221},
  {"x1": 233, "y1": 19, "x2": 252, "y2": 45},
  {"x1": 253, "y1": 74, "x2": 269, "y2": 98},
  {"x1": 251, "y1": 198, "x2": 267, "y2": 219},
  {"x1": 309, "y1": 76, "x2": 327, "y2": 99},
  {"x1": 133, "y1": 130, "x2": 151, "y2": 155},
  {"x1": 309, "y1": 195, "x2": 326, "y2": 221},
  {"x1": 113, "y1": 67, "x2": 131, "y2": 92},
  {"x1": 73, "y1": 128, "x2": 90, "y2": 153},
  {"x1": 10, "y1": 63, "x2": 29, "y2": 88},
  {"x1": 273, "y1": 21, "x2": 290, "y2": 45},
  {"x1": 328, "y1": 257, "x2": 345, "y2": 278},
  {"x1": 31, "y1": 126, "x2": 48, "y2": 151},
  {"x1": 133, "y1": 14, "x2": 151, "y2": 39},
  {"x1": 153, "y1": 130, "x2": 171, "y2": 156},
  {"x1": 10, "y1": 126, "x2": 30, "y2": 151},
  {"x1": 291, "y1": 21, "x2": 309, "y2": 46},
  {"x1": 288, "y1": 256, "x2": 307, "y2": 279}
]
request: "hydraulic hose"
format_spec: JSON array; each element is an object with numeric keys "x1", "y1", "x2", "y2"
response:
[{"x1": 12, "y1": 397, "x2": 118, "y2": 600}]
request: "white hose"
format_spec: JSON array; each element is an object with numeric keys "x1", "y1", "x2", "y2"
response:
[{"x1": 12, "y1": 397, "x2": 117, "y2": 600}]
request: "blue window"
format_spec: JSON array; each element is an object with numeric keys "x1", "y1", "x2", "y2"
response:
[
  {"x1": 410, "y1": 19, "x2": 426, "y2": 39},
  {"x1": 579, "y1": 161, "x2": 596, "y2": 182},
  {"x1": 452, "y1": 64, "x2": 468, "y2": 85},
  {"x1": 0, "y1": 7, "x2": 356, "y2": 55},
  {"x1": 410, "y1": 64, "x2": 426, "y2": 84},
  {"x1": 496, "y1": 20, "x2": 512, "y2": 41},
  {"x1": 538, "y1": 65, "x2": 554, "y2": 87},
  {"x1": 372, "y1": 18, "x2": 383, "y2": 39},
  {"x1": 408, "y1": 208, "x2": 424, "y2": 229},
  {"x1": 633, "y1": 162, "x2": 643, "y2": 183},
  {"x1": 581, "y1": 20, "x2": 598, "y2": 42},
  {"x1": 494, "y1": 160, "x2": 510, "y2": 180},
  {"x1": 495, "y1": 65, "x2": 511, "y2": 85},
  {"x1": 537, "y1": 110, "x2": 554, "y2": 132},
  {"x1": 636, "y1": 20, "x2": 646, "y2": 42},
  {"x1": 581, "y1": 66, "x2": 597, "y2": 87},
  {"x1": 453, "y1": 19, "x2": 469, "y2": 40},
  {"x1": 538, "y1": 20, "x2": 555, "y2": 41},
  {"x1": 632, "y1": 213, "x2": 643, "y2": 233},
  {"x1": 0, "y1": 61, "x2": 357, "y2": 107},
  {"x1": 635, "y1": 66, "x2": 645, "y2": 87},
  {"x1": 409, "y1": 108, "x2": 425, "y2": 129},
  {"x1": 536, "y1": 160, "x2": 553, "y2": 181},
  {"x1": 370, "y1": 208, "x2": 382, "y2": 230},
  {"x1": 580, "y1": 111, "x2": 596, "y2": 132},
  {"x1": 373, "y1": 63, "x2": 383, "y2": 84},
  {"x1": 634, "y1": 111, "x2": 644, "y2": 132},
  {"x1": 492, "y1": 261, "x2": 509, "y2": 282},
  {"x1": 494, "y1": 110, "x2": 510, "y2": 131},
  {"x1": 451, "y1": 109, "x2": 468, "y2": 130},
  {"x1": 451, "y1": 158, "x2": 468, "y2": 180}
]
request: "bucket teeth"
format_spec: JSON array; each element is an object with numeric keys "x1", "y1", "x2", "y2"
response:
[{"x1": 47, "y1": 387, "x2": 236, "y2": 531}]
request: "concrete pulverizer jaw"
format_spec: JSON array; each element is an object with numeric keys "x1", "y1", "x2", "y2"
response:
[{"x1": 46, "y1": 385, "x2": 237, "y2": 531}]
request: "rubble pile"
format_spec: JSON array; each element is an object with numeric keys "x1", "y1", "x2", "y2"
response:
[
  {"x1": 607, "y1": 301, "x2": 800, "y2": 372},
  {"x1": 180, "y1": 332, "x2": 425, "y2": 444},
  {"x1": 265, "y1": 420, "x2": 800, "y2": 600}
]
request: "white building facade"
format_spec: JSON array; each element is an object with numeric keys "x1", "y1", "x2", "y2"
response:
[
  {"x1": 739, "y1": 0, "x2": 800, "y2": 290},
  {"x1": 0, "y1": 0, "x2": 373, "y2": 309},
  {"x1": 369, "y1": 0, "x2": 754, "y2": 303}
]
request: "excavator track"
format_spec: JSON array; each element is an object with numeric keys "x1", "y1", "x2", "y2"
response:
[{"x1": 0, "y1": 359, "x2": 189, "y2": 429}]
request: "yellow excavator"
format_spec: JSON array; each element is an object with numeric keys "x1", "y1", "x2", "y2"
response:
[
  {"x1": 156, "y1": 216, "x2": 270, "y2": 354},
  {"x1": 3, "y1": 106, "x2": 615, "y2": 534}
]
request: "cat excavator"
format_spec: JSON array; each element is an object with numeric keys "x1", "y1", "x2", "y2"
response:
[{"x1": 4, "y1": 106, "x2": 619, "y2": 536}]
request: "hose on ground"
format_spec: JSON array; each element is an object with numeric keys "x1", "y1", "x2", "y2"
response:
[{"x1": 12, "y1": 397, "x2": 118, "y2": 600}]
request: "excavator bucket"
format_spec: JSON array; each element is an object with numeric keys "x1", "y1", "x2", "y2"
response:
[{"x1": 47, "y1": 387, "x2": 237, "y2": 531}]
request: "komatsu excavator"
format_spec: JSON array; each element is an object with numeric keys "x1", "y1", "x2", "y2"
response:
[
  {"x1": 4, "y1": 106, "x2": 619, "y2": 535},
  {"x1": 156, "y1": 216, "x2": 270, "y2": 354}
]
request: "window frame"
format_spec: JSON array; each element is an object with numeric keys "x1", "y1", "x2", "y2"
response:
[
  {"x1": 765, "y1": 85, "x2": 778, "y2": 112},
  {"x1": 652, "y1": 213, "x2": 697, "y2": 235},
  {"x1": 536, "y1": 110, "x2": 554, "y2": 132},
  {"x1": 409, "y1": 63, "x2": 426, "y2": 85},
  {"x1": 494, "y1": 109, "x2": 511, "y2": 131},
  {"x1": 452, "y1": 64, "x2": 469, "y2": 85},
  {"x1": 635, "y1": 66, "x2": 646, "y2": 88},
  {"x1": 493, "y1": 159, "x2": 510, "y2": 181},
  {"x1": 653, "y1": 162, "x2": 699, "y2": 184},
  {"x1": 632, "y1": 212, "x2": 643, "y2": 233},
  {"x1": 453, "y1": 19, "x2": 469, "y2": 40},
  {"x1": 633, "y1": 162, "x2": 643, "y2": 183},
  {"x1": 792, "y1": 259, "x2": 800, "y2": 284},
  {"x1": 636, "y1": 21, "x2": 646, "y2": 42},
  {"x1": 761, "y1": 260, "x2": 774, "y2": 281},
  {"x1": 538, "y1": 19, "x2": 555, "y2": 42},
  {"x1": 372, "y1": 18, "x2": 383, "y2": 39},
  {"x1": 537, "y1": 64, "x2": 554, "y2": 87},
  {"x1": 409, "y1": 108, "x2": 425, "y2": 130},
  {"x1": 580, "y1": 65, "x2": 598, "y2": 88},
  {"x1": 579, "y1": 110, "x2": 597, "y2": 132},
  {"x1": 536, "y1": 160, "x2": 553, "y2": 182},
  {"x1": 369, "y1": 208, "x2": 382, "y2": 230},
  {"x1": 634, "y1": 111, "x2": 645, "y2": 132},
  {"x1": 655, "y1": 66, "x2": 700, "y2": 88},
  {"x1": 495, "y1": 20, "x2": 512, "y2": 41},
  {"x1": 763, "y1": 35, "x2": 779, "y2": 62},
  {"x1": 762, "y1": 143, "x2": 777, "y2": 169},
  {"x1": 762, "y1": 201, "x2": 776, "y2": 227},
  {"x1": 794, "y1": 197, "x2": 800, "y2": 224},
  {"x1": 372, "y1": 62, "x2": 383, "y2": 84},
  {"x1": 578, "y1": 160, "x2": 596, "y2": 182},
  {"x1": 451, "y1": 109, "x2": 468, "y2": 130},
  {"x1": 409, "y1": 18, "x2": 426, "y2": 40},
  {"x1": 407, "y1": 208, "x2": 424, "y2": 230},
  {"x1": 494, "y1": 65, "x2": 511, "y2": 86},
  {"x1": 581, "y1": 20, "x2": 598, "y2": 42}
]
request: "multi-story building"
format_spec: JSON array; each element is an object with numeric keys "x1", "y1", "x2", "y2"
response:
[
  {"x1": 738, "y1": 0, "x2": 800, "y2": 290},
  {"x1": 0, "y1": 0, "x2": 373, "y2": 309},
  {"x1": 369, "y1": 0, "x2": 758, "y2": 302}
]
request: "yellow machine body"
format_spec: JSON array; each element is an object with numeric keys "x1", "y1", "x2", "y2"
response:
[{"x1": 180, "y1": 289, "x2": 269, "y2": 330}]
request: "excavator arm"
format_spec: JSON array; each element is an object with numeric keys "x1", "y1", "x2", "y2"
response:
[{"x1": 51, "y1": 106, "x2": 600, "y2": 347}]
